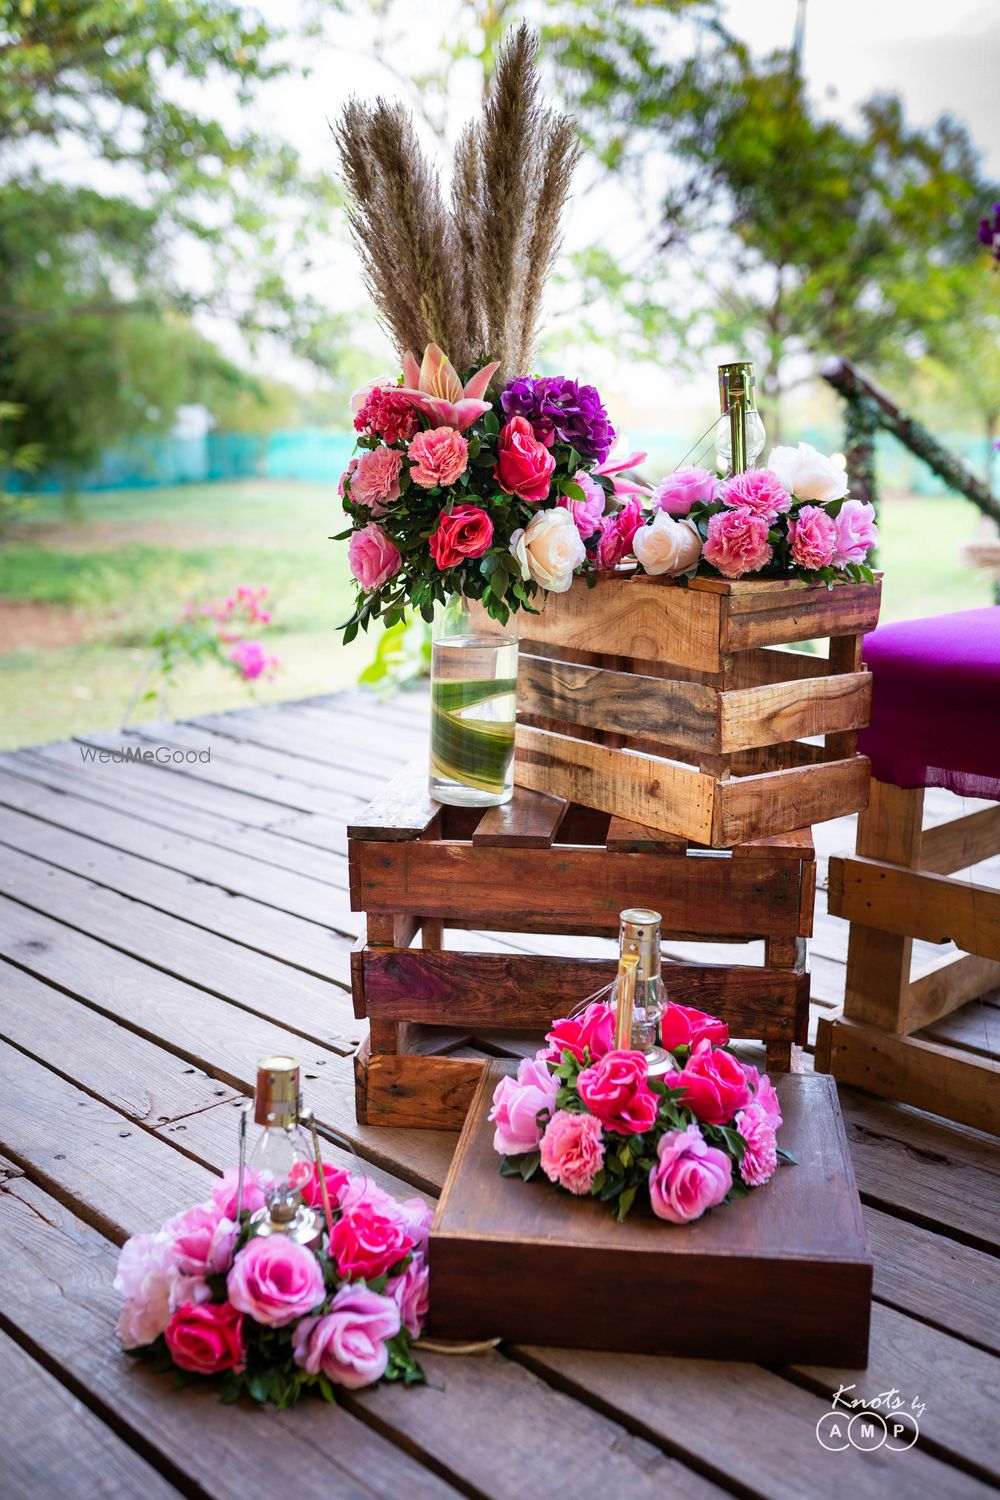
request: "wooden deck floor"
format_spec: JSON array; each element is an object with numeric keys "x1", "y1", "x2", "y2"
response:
[{"x1": 0, "y1": 690, "x2": 998, "y2": 1500}]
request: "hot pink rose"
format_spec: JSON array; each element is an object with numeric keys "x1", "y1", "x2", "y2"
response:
[
  {"x1": 495, "y1": 414, "x2": 556, "y2": 502},
  {"x1": 351, "y1": 445, "x2": 403, "y2": 514},
  {"x1": 165, "y1": 1300, "x2": 245, "y2": 1375},
  {"x1": 577, "y1": 1050, "x2": 658, "y2": 1136},
  {"x1": 736, "y1": 1104, "x2": 779, "y2": 1187},
  {"x1": 788, "y1": 504, "x2": 837, "y2": 569},
  {"x1": 407, "y1": 426, "x2": 469, "y2": 488},
  {"x1": 544, "y1": 1001, "x2": 615, "y2": 1065},
  {"x1": 595, "y1": 498, "x2": 645, "y2": 570},
  {"x1": 114, "y1": 1231, "x2": 178, "y2": 1349},
  {"x1": 718, "y1": 467, "x2": 791, "y2": 521},
  {"x1": 558, "y1": 470, "x2": 606, "y2": 539},
  {"x1": 832, "y1": 499, "x2": 878, "y2": 567},
  {"x1": 386, "y1": 1250, "x2": 430, "y2": 1338},
  {"x1": 211, "y1": 1167, "x2": 267, "y2": 1220},
  {"x1": 660, "y1": 1004, "x2": 729, "y2": 1053},
  {"x1": 429, "y1": 503, "x2": 494, "y2": 569},
  {"x1": 348, "y1": 522, "x2": 401, "y2": 591},
  {"x1": 651, "y1": 465, "x2": 718, "y2": 516},
  {"x1": 330, "y1": 1203, "x2": 414, "y2": 1281},
  {"x1": 702, "y1": 506, "x2": 773, "y2": 578},
  {"x1": 226, "y1": 1235, "x2": 325, "y2": 1327},
  {"x1": 672, "y1": 1039, "x2": 753, "y2": 1125},
  {"x1": 539, "y1": 1110, "x2": 605, "y2": 1194},
  {"x1": 292, "y1": 1285, "x2": 401, "y2": 1390},
  {"x1": 648, "y1": 1123, "x2": 732, "y2": 1223},
  {"x1": 753, "y1": 1074, "x2": 783, "y2": 1129},
  {"x1": 289, "y1": 1160, "x2": 353, "y2": 1212},
  {"x1": 489, "y1": 1055, "x2": 558, "y2": 1155}
]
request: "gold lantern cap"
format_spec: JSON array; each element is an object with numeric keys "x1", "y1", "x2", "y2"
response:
[
  {"x1": 254, "y1": 1055, "x2": 301, "y2": 1128},
  {"x1": 619, "y1": 908, "x2": 661, "y2": 981}
]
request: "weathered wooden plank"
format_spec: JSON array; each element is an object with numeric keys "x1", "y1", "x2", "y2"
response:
[
  {"x1": 714, "y1": 757, "x2": 870, "y2": 847},
  {"x1": 725, "y1": 646, "x2": 832, "y2": 689},
  {"x1": 830, "y1": 854, "x2": 1000, "y2": 958},
  {"x1": 472, "y1": 786, "x2": 569, "y2": 847},
  {"x1": 0, "y1": 1327, "x2": 183, "y2": 1500},
  {"x1": 362, "y1": 1051, "x2": 486, "y2": 1130},
  {"x1": 920, "y1": 994, "x2": 1000, "y2": 1058},
  {"x1": 732, "y1": 827, "x2": 815, "y2": 862},
  {"x1": 517, "y1": 653, "x2": 720, "y2": 752},
  {"x1": 604, "y1": 817, "x2": 689, "y2": 854},
  {"x1": 718, "y1": 671, "x2": 870, "y2": 752},
  {"x1": 903, "y1": 954, "x2": 1000, "y2": 1034},
  {"x1": 347, "y1": 761, "x2": 439, "y2": 842},
  {"x1": 517, "y1": 574, "x2": 726, "y2": 673},
  {"x1": 721, "y1": 578, "x2": 881, "y2": 650},
  {"x1": 179, "y1": 716, "x2": 381, "y2": 797},
  {"x1": 920, "y1": 804, "x2": 1000, "y2": 875},
  {"x1": 865, "y1": 1205, "x2": 1000, "y2": 1356}
]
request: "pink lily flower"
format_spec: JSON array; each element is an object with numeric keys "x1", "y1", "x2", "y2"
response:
[
  {"x1": 594, "y1": 448, "x2": 651, "y2": 498},
  {"x1": 399, "y1": 344, "x2": 500, "y2": 433}
]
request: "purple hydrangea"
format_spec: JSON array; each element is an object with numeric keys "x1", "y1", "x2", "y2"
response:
[
  {"x1": 500, "y1": 376, "x2": 616, "y2": 464},
  {"x1": 979, "y1": 203, "x2": 1000, "y2": 264}
]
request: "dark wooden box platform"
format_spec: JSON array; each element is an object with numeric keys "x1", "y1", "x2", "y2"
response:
[{"x1": 428, "y1": 1062, "x2": 873, "y2": 1366}]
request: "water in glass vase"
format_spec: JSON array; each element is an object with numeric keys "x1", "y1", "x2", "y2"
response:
[{"x1": 430, "y1": 627, "x2": 518, "y2": 808}]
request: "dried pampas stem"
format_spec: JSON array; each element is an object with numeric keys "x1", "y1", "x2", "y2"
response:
[
  {"x1": 451, "y1": 121, "x2": 486, "y2": 365},
  {"x1": 519, "y1": 112, "x2": 582, "y2": 376}
]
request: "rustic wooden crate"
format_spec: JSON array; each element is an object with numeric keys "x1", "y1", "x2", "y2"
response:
[
  {"x1": 428, "y1": 1062, "x2": 872, "y2": 1365},
  {"x1": 349, "y1": 767, "x2": 815, "y2": 1130},
  {"x1": 498, "y1": 571, "x2": 881, "y2": 847}
]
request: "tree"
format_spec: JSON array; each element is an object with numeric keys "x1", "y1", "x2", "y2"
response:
[
  {"x1": 919, "y1": 263, "x2": 1000, "y2": 492},
  {"x1": 0, "y1": 0, "x2": 344, "y2": 476}
]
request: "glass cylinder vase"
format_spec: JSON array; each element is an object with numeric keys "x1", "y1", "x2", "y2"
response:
[{"x1": 429, "y1": 595, "x2": 518, "y2": 808}]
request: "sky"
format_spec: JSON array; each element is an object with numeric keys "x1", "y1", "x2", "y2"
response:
[{"x1": 196, "y1": 0, "x2": 1000, "y2": 436}]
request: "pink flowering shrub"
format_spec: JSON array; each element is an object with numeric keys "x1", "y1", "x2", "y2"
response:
[{"x1": 133, "y1": 584, "x2": 279, "y2": 723}]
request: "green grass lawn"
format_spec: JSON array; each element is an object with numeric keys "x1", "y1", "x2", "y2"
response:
[{"x1": 0, "y1": 478, "x2": 993, "y2": 750}]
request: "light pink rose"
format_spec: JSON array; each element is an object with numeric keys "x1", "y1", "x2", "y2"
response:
[
  {"x1": 558, "y1": 470, "x2": 606, "y2": 539},
  {"x1": 350, "y1": 445, "x2": 403, "y2": 514},
  {"x1": 210, "y1": 1168, "x2": 267, "y2": 1221},
  {"x1": 165, "y1": 1300, "x2": 245, "y2": 1375},
  {"x1": 292, "y1": 1285, "x2": 401, "y2": 1389},
  {"x1": 788, "y1": 504, "x2": 837, "y2": 569},
  {"x1": 736, "y1": 1104, "x2": 779, "y2": 1187},
  {"x1": 539, "y1": 1110, "x2": 605, "y2": 1195},
  {"x1": 753, "y1": 1074, "x2": 783, "y2": 1129},
  {"x1": 702, "y1": 506, "x2": 773, "y2": 578},
  {"x1": 386, "y1": 1250, "x2": 430, "y2": 1338},
  {"x1": 397, "y1": 1197, "x2": 434, "y2": 1254},
  {"x1": 489, "y1": 1055, "x2": 558, "y2": 1155},
  {"x1": 649, "y1": 1122, "x2": 732, "y2": 1223},
  {"x1": 718, "y1": 468, "x2": 791, "y2": 521},
  {"x1": 165, "y1": 1203, "x2": 237, "y2": 1282},
  {"x1": 407, "y1": 427, "x2": 469, "y2": 488},
  {"x1": 651, "y1": 465, "x2": 717, "y2": 516},
  {"x1": 832, "y1": 499, "x2": 878, "y2": 567},
  {"x1": 227, "y1": 1235, "x2": 325, "y2": 1328},
  {"x1": 348, "y1": 522, "x2": 402, "y2": 591},
  {"x1": 114, "y1": 1231, "x2": 178, "y2": 1349}
]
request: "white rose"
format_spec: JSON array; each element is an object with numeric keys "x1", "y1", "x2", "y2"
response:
[
  {"x1": 510, "y1": 508, "x2": 586, "y2": 593},
  {"x1": 767, "y1": 442, "x2": 849, "y2": 504},
  {"x1": 633, "y1": 511, "x2": 702, "y2": 577}
]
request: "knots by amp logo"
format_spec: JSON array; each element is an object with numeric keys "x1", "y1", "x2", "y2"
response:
[{"x1": 816, "y1": 1385, "x2": 923, "y2": 1453}]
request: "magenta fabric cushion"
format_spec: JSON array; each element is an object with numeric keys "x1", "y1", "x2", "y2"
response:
[{"x1": 858, "y1": 607, "x2": 1000, "y2": 801}]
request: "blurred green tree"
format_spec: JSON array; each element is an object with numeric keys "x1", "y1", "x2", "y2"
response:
[{"x1": 0, "y1": 0, "x2": 345, "y2": 478}]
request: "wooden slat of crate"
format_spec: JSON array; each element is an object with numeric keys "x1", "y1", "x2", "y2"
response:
[
  {"x1": 719, "y1": 577, "x2": 881, "y2": 651},
  {"x1": 829, "y1": 854, "x2": 1000, "y2": 959},
  {"x1": 472, "y1": 787, "x2": 568, "y2": 847}
]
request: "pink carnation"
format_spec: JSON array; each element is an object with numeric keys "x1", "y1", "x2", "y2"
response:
[
  {"x1": 788, "y1": 504, "x2": 837, "y2": 569},
  {"x1": 832, "y1": 499, "x2": 878, "y2": 567},
  {"x1": 648, "y1": 1122, "x2": 732, "y2": 1223},
  {"x1": 753, "y1": 1074, "x2": 783, "y2": 1129},
  {"x1": 735, "y1": 1103, "x2": 779, "y2": 1187},
  {"x1": 351, "y1": 445, "x2": 404, "y2": 514},
  {"x1": 407, "y1": 426, "x2": 469, "y2": 488},
  {"x1": 489, "y1": 1056, "x2": 557, "y2": 1155},
  {"x1": 718, "y1": 468, "x2": 791, "y2": 521},
  {"x1": 540, "y1": 1110, "x2": 605, "y2": 1195},
  {"x1": 558, "y1": 470, "x2": 606, "y2": 539},
  {"x1": 348, "y1": 523, "x2": 401, "y2": 591},
  {"x1": 338, "y1": 458, "x2": 358, "y2": 499},
  {"x1": 651, "y1": 465, "x2": 718, "y2": 516},
  {"x1": 702, "y1": 507, "x2": 773, "y2": 578},
  {"x1": 354, "y1": 386, "x2": 419, "y2": 444}
]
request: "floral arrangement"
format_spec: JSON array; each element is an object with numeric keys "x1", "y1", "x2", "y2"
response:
[
  {"x1": 114, "y1": 1161, "x2": 430, "y2": 1408},
  {"x1": 490, "y1": 1001, "x2": 792, "y2": 1223}
]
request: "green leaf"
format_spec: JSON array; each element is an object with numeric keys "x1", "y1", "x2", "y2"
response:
[
  {"x1": 617, "y1": 1185, "x2": 637, "y2": 1221},
  {"x1": 482, "y1": 410, "x2": 500, "y2": 436}
]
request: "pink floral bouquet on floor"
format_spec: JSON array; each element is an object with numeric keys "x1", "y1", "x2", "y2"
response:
[
  {"x1": 114, "y1": 1163, "x2": 430, "y2": 1408},
  {"x1": 490, "y1": 1001, "x2": 793, "y2": 1223}
]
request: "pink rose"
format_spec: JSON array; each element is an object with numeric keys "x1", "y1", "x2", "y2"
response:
[
  {"x1": 495, "y1": 414, "x2": 556, "y2": 502},
  {"x1": 329, "y1": 1203, "x2": 414, "y2": 1281},
  {"x1": 397, "y1": 1197, "x2": 434, "y2": 1254},
  {"x1": 651, "y1": 465, "x2": 717, "y2": 516},
  {"x1": 114, "y1": 1231, "x2": 178, "y2": 1349},
  {"x1": 702, "y1": 506, "x2": 773, "y2": 578},
  {"x1": 288, "y1": 1160, "x2": 353, "y2": 1211},
  {"x1": 753, "y1": 1074, "x2": 783, "y2": 1129},
  {"x1": 407, "y1": 426, "x2": 469, "y2": 488},
  {"x1": 338, "y1": 457, "x2": 358, "y2": 500},
  {"x1": 165, "y1": 1300, "x2": 245, "y2": 1375},
  {"x1": 788, "y1": 503, "x2": 837, "y2": 569},
  {"x1": 832, "y1": 499, "x2": 878, "y2": 567},
  {"x1": 348, "y1": 522, "x2": 401, "y2": 591},
  {"x1": 660, "y1": 1004, "x2": 729, "y2": 1053},
  {"x1": 648, "y1": 1123, "x2": 732, "y2": 1223},
  {"x1": 736, "y1": 1104, "x2": 778, "y2": 1187},
  {"x1": 489, "y1": 1055, "x2": 558, "y2": 1155},
  {"x1": 292, "y1": 1285, "x2": 401, "y2": 1390},
  {"x1": 211, "y1": 1167, "x2": 267, "y2": 1221},
  {"x1": 386, "y1": 1250, "x2": 430, "y2": 1338},
  {"x1": 165, "y1": 1203, "x2": 236, "y2": 1282},
  {"x1": 558, "y1": 470, "x2": 606, "y2": 539},
  {"x1": 429, "y1": 503, "x2": 493, "y2": 569},
  {"x1": 718, "y1": 468, "x2": 791, "y2": 521},
  {"x1": 595, "y1": 498, "x2": 645, "y2": 570},
  {"x1": 672, "y1": 1039, "x2": 753, "y2": 1125},
  {"x1": 226, "y1": 1236, "x2": 325, "y2": 1328},
  {"x1": 544, "y1": 1001, "x2": 615, "y2": 1065},
  {"x1": 351, "y1": 445, "x2": 404, "y2": 514},
  {"x1": 539, "y1": 1110, "x2": 605, "y2": 1195},
  {"x1": 577, "y1": 1050, "x2": 658, "y2": 1136}
]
